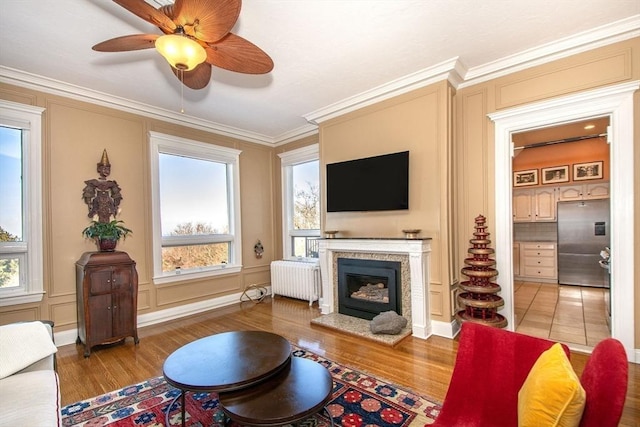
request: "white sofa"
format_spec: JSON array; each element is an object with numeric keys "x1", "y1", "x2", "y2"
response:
[{"x1": 0, "y1": 321, "x2": 60, "y2": 426}]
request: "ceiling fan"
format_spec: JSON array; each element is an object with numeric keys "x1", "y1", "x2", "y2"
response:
[{"x1": 92, "y1": 0, "x2": 273, "y2": 89}]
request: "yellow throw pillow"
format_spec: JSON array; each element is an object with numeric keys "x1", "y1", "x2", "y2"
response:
[{"x1": 518, "y1": 343, "x2": 586, "y2": 427}]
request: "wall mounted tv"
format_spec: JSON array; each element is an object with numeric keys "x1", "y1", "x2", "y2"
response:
[{"x1": 326, "y1": 151, "x2": 409, "y2": 212}]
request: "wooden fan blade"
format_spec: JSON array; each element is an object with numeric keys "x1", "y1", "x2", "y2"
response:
[
  {"x1": 113, "y1": 0, "x2": 176, "y2": 33},
  {"x1": 204, "y1": 33, "x2": 273, "y2": 74},
  {"x1": 171, "y1": 62, "x2": 212, "y2": 89},
  {"x1": 92, "y1": 34, "x2": 159, "y2": 52},
  {"x1": 173, "y1": 0, "x2": 241, "y2": 43}
]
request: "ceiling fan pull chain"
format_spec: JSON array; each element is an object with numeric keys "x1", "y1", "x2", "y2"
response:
[{"x1": 180, "y1": 69, "x2": 185, "y2": 114}]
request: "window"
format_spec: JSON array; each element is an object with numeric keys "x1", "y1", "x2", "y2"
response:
[
  {"x1": 0, "y1": 101, "x2": 44, "y2": 306},
  {"x1": 149, "y1": 132, "x2": 242, "y2": 284},
  {"x1": 278, "y1": 145, "x2": 320, "y2": 259}
]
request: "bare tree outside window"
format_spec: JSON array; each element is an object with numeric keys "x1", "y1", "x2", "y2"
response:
[{"x1": 294, "y1": 182, "x2": 320, "y2": 230}]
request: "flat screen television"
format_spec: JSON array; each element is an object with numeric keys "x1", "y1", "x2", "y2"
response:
[{"x1": 326, "y1": 151, "x2": 409, "y2": 212}]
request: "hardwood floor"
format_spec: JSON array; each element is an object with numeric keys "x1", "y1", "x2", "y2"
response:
[{"x1": 56, "y1": 296, "x2": 639, "y2": 426}]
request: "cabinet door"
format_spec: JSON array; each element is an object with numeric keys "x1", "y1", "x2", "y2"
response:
[
  {"x1": 513, "y1": 190, "x2": 533, "y2": 222},
  {"x1": 88, "y1": 293, "x2": 113, "y2": 344},
  {"x1": 584, "y1": 182, "x2": 609, "y2": 199},
  {"x1": 534, "y1": 188, "x2": 556, "y2": 221},
  {"x1": 513, "y1": 244, "x2": 520, "y2": 276},
  {"x1": 557, "y1": 185, "x2": 583, "y2": 201},
  {"x1": 112, "y1": 288, "x2": 134, "y2": 338},
  {"x1": 111, "y1": 267, "x2": 132, "y2": 292},
  {"x1": 89, "y1": 268, "x2": 114, "y2": 294}
]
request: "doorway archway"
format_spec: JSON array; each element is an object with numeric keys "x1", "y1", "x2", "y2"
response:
[{"x1": 489, "y1": 81, "x2": 638, "y2": 361}]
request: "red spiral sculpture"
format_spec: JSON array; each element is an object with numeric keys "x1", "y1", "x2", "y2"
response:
[{"x1": 455, "y1": 215, "x2": 507, "y2": 328}]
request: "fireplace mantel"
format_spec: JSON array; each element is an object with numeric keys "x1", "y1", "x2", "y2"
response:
[{"x1": 318, "y1": 238, "x2": 432, "y2": 339}]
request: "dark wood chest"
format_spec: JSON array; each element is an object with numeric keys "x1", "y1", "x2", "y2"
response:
[{"x1": 76, "y1": 251, "x2": 139, "y2": 357}]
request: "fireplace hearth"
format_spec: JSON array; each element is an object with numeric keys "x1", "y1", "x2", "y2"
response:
[{"x1": 338, "y1": 258, "x2": 401, "y2": 320}]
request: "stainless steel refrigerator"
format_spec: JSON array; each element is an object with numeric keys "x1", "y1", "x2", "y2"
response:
[{"x1": 557, "y1": 199, "x2": 610, "y2": 287}]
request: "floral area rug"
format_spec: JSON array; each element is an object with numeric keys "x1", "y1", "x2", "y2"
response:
[{"x1": 61, "y1": 347, "x2": 441, "y2": 426}]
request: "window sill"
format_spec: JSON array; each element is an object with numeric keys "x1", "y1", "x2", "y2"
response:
[
  {"x1": 0, "y1": 291, "x2": 45, "y2": 307},
  {"x1": 153, "y1": 265, "x2": 242, "y2": 285}
]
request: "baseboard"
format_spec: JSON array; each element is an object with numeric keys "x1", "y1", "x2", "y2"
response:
[
  {"x1": 430, "y1": 319, "x2": 461, "y2": 339},
  {"x1": 53, "y1": 288, "x2": 265, "y2": 347}
]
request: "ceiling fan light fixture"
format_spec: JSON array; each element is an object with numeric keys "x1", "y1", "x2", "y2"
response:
[{"x1": 155, "y1": 33, "x2": 206, "y2": 71}]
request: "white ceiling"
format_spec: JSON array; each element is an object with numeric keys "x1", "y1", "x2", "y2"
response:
[{"x1": 0, "y1": 1, "x2": 638, "y2": 145}]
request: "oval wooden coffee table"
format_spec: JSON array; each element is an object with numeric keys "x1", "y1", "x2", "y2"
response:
[
  {"x1": 163, "y1": 331, "x2": 291, "y2": 426},
  {"x1": 219, "y1": 356, "x2": 334, "y2": 427}
]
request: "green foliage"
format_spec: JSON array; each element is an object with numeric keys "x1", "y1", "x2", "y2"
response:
[
  {"x1": 0, "y1": 226, "x2": 18, "y2": 242},
  {"x1": 0, "y1": 226, "x2": 19, "y2": 288},
  {"x1": 0, "y1": 258, "x2": 19, "y2": 288},
  {"x1": 82, "y1": 219, "x2": 132, "y2": 241}
]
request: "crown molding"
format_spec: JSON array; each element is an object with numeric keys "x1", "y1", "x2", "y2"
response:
[
  {"x1": 460, "y1": 14, "x2": 640, "y2": 88},
  {"x1": 273, "y1": 124, "x2": 319, "y2": 147},
  {"x1": 0, "y1": 66, "x2": 278, "y2": 146},
  {"x1": 304, "y1": 57, "x2": 464, "y2": 126},
  {"x1": 304, "y1": 15, "x2": 638, "y2": 126}
]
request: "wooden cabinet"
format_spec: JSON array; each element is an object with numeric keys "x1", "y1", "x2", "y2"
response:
[
  {"x1": 76, "y1": 251, "x2": 139, "y2": 357},
  {"x1": 515, "y1": 242, "x2": 557, "y2": 283},
  {"x1": 533, "y1": 188, "x2": 556, "y2": 221},
  {"x1": 513, "y1": 188, "x2": 556, "y2": 222},
  {"x1": 557, "y1": 182, "x2": 609, "y2": 201},
  {"x1": 513, "y1": 190, "x2": 533, "y2": 222}
]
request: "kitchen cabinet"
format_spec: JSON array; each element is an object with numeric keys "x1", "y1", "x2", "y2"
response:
[
  {"x1": 513, "y1": 188, "x2": 556, "y2": 222},
  {"x1": 556, "y1": 182, "x2": 609, "y2": 201},
  {"x1": 76, "y1": 251, "x2": 139, "y2": 357},
  {"x1": 513, "y1": 243, "x2": 520, "y2": 276},
  {"x1": 516, "y1": 242, "x2": 557, "y2": 283}
]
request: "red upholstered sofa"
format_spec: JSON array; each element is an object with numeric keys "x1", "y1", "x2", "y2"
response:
[{"x1": 431, "y1": 322, "x2": 628, "y2": 427}]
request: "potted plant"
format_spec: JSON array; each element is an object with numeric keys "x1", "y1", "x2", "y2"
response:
[{"x1": 82, "y1": 217, "x2": 132, "y2": 251}]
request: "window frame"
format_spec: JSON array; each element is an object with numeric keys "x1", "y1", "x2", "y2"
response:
[
  {"x1": 0, "y1": 100, "x2": 44, "y2": 306},
  {"x1": 149, "y1": 131, "x2": 242, "y2": 284},
  {"x1": 278, "y1": 144, "x2": 320, "y2": 260}
]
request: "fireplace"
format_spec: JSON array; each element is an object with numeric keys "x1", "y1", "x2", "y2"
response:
[
  {"x1": 318, "y1": 238, "x2": 432, "y2": 339},
  {"x1": 338, "y1": 258, "x2": 401, "y2": 320}
]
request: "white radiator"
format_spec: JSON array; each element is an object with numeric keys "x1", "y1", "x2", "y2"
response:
[{"x1": 270, "y1": 260, "x2": 320, "y2": 306}]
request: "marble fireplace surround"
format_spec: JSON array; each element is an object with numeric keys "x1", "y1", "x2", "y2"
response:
[{"x1": 318, "y1": 238, "x2": 432, "y2": 339}]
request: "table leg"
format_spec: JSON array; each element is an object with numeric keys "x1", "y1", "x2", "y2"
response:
[
  {"x1": 165, "y1": 390, "x2": 187, "y2": 427},
  {"x1": 324, "y1": 406, "x2": 335, "y2": 427}
]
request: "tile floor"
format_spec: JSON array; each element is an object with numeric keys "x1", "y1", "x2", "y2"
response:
[{"x1": 514, "y1": 281, "x2": 611, "y2": 347}]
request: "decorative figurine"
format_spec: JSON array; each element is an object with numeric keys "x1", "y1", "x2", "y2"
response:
[
  {"x1": 82, "y1": 150, "x2": 123, "y2": 223},
  {"x1": 254, "y1": 240, "x2": 264, "y2": 258}
]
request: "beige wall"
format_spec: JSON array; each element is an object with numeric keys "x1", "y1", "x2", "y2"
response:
[
  {"x1": 317, "y1": 81, "x2": 458, "y2": 322},
  {"x1": 0, "y1": 85, "x2": 279, "y2": 330}
]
